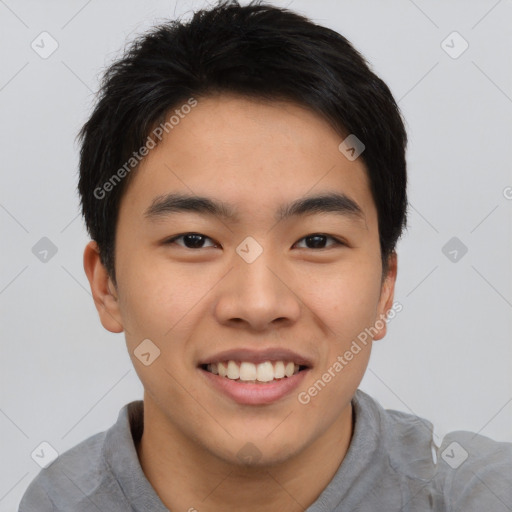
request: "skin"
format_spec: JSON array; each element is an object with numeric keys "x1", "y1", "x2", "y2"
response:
[{"x1": 84, "y1": 94, "x2": 397, "y2": 511}]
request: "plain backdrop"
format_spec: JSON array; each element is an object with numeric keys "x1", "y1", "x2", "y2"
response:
[{"x1": 1, "y1": 0, "x2": 511, "y2": 509}]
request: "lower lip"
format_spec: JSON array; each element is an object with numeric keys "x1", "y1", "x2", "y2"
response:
[{"x1": 199, "y1": 367, "x2": 310, "y2": 405}]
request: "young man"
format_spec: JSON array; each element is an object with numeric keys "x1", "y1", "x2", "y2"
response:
[{"x1": 19, "y1": 1, "x2": 512, "y2": 511}]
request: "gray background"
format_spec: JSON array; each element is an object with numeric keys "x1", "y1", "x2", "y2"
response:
[{"x1": 1, "y1": 0, "x2": 511, "y2": 508}]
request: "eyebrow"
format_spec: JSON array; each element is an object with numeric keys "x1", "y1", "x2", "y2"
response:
[{"x1": 143, "y1": 192, "x2": 365, "y2": 224}]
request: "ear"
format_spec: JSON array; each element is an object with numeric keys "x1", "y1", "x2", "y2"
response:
[
  {"x1": 372, "y1": 251, "x2": 398, "y2": 341},
  {"x1": 83, "y1": 240, "x2": 124, "y2": 333}
]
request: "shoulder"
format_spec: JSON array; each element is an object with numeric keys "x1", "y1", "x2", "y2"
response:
[
  {"x1": 436, "y1": 430, "x2": 512, "y2": 510},
  {"x1": 18, "y1": 401, "x2": 141, "y2": 512},
  {"x1": 353, "y1": 390, "x2": 512, "y2": 510},
  {"x1": 18, "y1": 430, "x2": 108, "y2": 511}
]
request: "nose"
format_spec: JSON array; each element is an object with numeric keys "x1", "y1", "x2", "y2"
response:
[{"x1": 213, "y1": 248, "x2": 301, "y2": 331}]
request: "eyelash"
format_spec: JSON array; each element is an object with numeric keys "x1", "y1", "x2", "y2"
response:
[{"x1": 164, "y1": 233, "x2": 346, "y2": 250}]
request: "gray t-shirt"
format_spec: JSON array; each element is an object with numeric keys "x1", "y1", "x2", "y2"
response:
[{"x1": 18, "y1": 389, "x2": 512, "y2": 511}]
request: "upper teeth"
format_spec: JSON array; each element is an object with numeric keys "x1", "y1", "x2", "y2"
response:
[{"x1": 207, "y1": 361, "x2": 300, "y2": 382}]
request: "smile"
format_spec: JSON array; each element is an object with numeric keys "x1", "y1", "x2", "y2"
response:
[
  {"x1": 198, "y1": 348, "x2": 312, "y2": 404},
  {"x1": 203, "y1": 360, "x2": 307, "y2": 384}
]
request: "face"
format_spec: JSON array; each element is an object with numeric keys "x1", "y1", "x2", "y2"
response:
[{"x1": 85, "y1": 94, "x2": 396, "y2": 466}]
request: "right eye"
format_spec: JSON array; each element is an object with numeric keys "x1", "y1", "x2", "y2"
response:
[{"x1": 164, "y1": 233, "x2": 219, "y2": 249}]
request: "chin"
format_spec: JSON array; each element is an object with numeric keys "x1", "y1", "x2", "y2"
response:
[{"x1": 220, "y1": 434, "x2": 306, "y2": 469}]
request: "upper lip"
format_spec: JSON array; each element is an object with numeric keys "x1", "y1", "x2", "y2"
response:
[{"x1": 198, "y1": 347, "x2": 313, "y2": 367}]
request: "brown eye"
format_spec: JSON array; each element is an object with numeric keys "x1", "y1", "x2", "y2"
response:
[
  {"x1": 294, "y1": 234, "x2": 343, "y2": 249},
  {"x1": 166, "y1": 233, "x2": 218, "y2": 249}
]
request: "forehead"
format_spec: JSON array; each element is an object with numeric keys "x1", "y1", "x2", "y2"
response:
[{"x1": 119, "y1": 94, "x2": 376, "y2": 225}]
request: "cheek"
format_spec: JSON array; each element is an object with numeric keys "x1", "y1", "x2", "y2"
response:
[
  {"x1": 117, "y1": 251, "x2": 222, "y2": 360},
  {"x1": 117, "y1": 260, "x2": 202, "y2": 401},
  {"x1": 118, "y1": 250, "x2": 185, "y2": 326},
  {"x1": 307, "y1": 260, "x2": 382, "y2": 341}
]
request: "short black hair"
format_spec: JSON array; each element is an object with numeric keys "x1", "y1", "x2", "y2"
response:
[{"x1": 78, "y1": 0, "x2": 408, "y2": 285}]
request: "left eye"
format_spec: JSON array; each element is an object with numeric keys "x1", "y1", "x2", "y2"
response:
[{"x1": 293, "y1": 234, "x2": 343, "y2": 249}]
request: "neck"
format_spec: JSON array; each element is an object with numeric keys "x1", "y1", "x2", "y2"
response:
[{"x1": 136, "y1": 398, "x2": 354, "y2": 512}]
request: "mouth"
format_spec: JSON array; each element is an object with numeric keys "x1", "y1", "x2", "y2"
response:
[
  {"x1": 200, "y1": 360, "x2": 309, "y2": 384},
  {"x1": 197, "y1": 349, "x2": 312, "y2": 405}
]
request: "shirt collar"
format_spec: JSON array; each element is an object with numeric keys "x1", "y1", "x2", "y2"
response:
[{"x1": 102, "y1": 400, "x2": 170, "y2": 511}]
